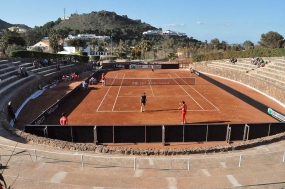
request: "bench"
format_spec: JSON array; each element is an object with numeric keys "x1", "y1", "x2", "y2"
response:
[
  {"x1": 0, "y1": 70, "x2": 18, "y2": 80},
  {"x1": 0, "y1": 67, "x2": 16, "y2": 74},
  {"x1": 0, "y1": 75, "x2": 19, "y2": 89}
]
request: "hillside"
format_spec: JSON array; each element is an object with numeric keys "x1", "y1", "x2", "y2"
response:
[
  {"x1": 53, "y1": 10, "x2": 157, "y2": 40},
  {"x1": 0, "y1": 19, "x2": 12, "y2": 29}
]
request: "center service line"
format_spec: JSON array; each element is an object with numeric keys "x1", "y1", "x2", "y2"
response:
[{"x1": 112, "y1": 74, "x2": 125, "y2": 111}]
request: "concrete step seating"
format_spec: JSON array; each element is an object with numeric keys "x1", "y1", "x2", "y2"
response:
[
  {"x1": 0, "y1": 75, "x2": 19, "y2": 89},
  {"x1": 0, "y1": 63, "x2": 9, "y2": 69},
  {"x1": 0, "y1": 70, "x2": 18, "y2": 80},
  {"x1": 210, "y1": 60, "x2": 256, "y2": 71},
  {"x1": 250, "y1": 72, "x2": 285, "y2": 87},
  {"x1": 207, "y1": 63, "x2": 248, "y2": 73},
  {"x1": 0, "y1": 67, "x2": 15, "y2": 74},
  {"x1": 0, "y1": 74, "x2": 35, "y2": 98},
  {"x1": 10, "y1": 61, "x2": 22, "y2": 67},
  {"x1": 267, "y1": 63, "x2": 285, "y2": 72},
  {"x1": 37, "y1": 64, "x2": 75, "y2": 76},
  {"x1": 256, "y1": 68, "x2": 285, "y2": 82}
]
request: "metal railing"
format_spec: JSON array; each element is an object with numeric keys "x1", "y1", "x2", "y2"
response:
[{"x1": 0, "y1": 143, "x2": 284, "y2": 171}]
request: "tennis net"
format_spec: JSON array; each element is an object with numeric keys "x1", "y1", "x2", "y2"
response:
[{"x1": 105, "y1": 77, "x2": 196, "y2": 86}]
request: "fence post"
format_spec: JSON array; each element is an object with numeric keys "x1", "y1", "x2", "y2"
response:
[
  {"x1": 134, "y1": 157, "x2": 136, "y2": 170},
  {"x1": 162, "y1": 125, "x2": 165, "y2": 146},
  {"x1": 94, "y1": 126, "x2": 97, "y2": 144},
  {"x1": 238, "y1": 155, "x2": 242, "y2": 167},
  {"x1": 34, "y1": 149, "x2": 37, "y2": 161},
  {"x1": 283, "y1": 151, "x2": 285, "y2": 162},
  {"x1": 188, "y1": 157, "x2": 190, "y2": 170},
  {"x1": 81, "y1": 155, "x2": 84, "y2": 167}
]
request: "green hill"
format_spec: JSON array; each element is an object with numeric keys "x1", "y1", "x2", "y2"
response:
[
  {"x1": 0, "y1": 19, "x2": 12, "y2": 29},
  {"x1": 53, "y1": 10, "x2": 158, "y2": 40}
]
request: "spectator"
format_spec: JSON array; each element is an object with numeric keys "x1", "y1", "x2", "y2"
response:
[
  {"x1": 7, "y1": 101, "x2": 17, "y2": 122},
  {"x1": 17, "y1": 66, "x2": 22, "y2": 77},
  {"x1": 60, "y1": 112, "x2": 68, "y2": 125},
  {"x1": 56, "y1": 64, "x2": 60, "y2": 71},
  {"x1": 38, "y1": 84, "x2": 42, "y2": 90},
  {"x1": 71, "y1": 73, "x2": 79, "y2": 80},
  {"x1": 89, "y1": 77, "x2": 96, "y2": 85},
  {"x1": 83, "y1": 79, "x2": 89, "y2": 90},
  {"x1": 258, "y1": 58, "x2": 265, "y2": 68},
  {"x1": 21, "y1": 67, "x2": 28, "y2": 77}
]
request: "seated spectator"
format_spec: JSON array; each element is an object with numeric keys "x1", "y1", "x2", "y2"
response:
[
  {"x1": 17, "y1": 66, "x2": 22, "y2": 77},
  {"x1": 62, "y1": 75, "x2": 67, "y2": 82},
  {"x1": 258, "y1": 58, "x2": 265, "y2": 68},
  {"x1": 33, "y1": 61, "x2": 39, "y2": 68},
  {"x1": 89, "y1": 77, "x2": 97, "y2": 85},
  {"x1": 56, "y1": 64, "x2": 60, "y2": 71},
  {"x1": 83, "y1": 80, "x2": 89, "y2": 90},
  {"x1": 230, "y1": 57, "x2": 237, "y2": 64},
  {"x1": 21, "y1": 67, "x2": 28, "y2": 77},
  {"x1": 38, "y1": 84, "x2": 42, "y2": 90},
  {"x1": 71, "y1": 73, "x2": 79, "y2": 80},
  {"x1": 251, "y1": 57, "x2": 255, "y2": 64}
]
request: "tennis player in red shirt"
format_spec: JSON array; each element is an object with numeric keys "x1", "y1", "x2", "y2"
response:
[
  {"x1": 178, "y1": 101, "x2": 187, "y2": 124},
  {"x1": 60, "y1": 112, "x2": 68, "y2": 125}
]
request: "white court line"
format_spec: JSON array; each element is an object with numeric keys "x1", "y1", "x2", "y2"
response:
[
  {"x1": 148, "y1": 78, "x2": 154, "y2": 96},
  {"x1": 175, "y1": 73, "x2": 219, "y2": 111},
  {"x1": 96, "y1": 109, "x2": 218, "y2": 113},
  {"x1": 112, "y1": 74, "x2": 125, "y2": 111},
  {"x1": 51, "y1": 172, "x2": 67, "y2": 183},
  {"x1": 201, "y1": 169, "x2": 211, "y2": 176},
  {"x1": 166, "y1": 177, "x2": 177, "y2": 189},
  {"x1": 96, "y1": 74, "x2": 118, "y2": 112},
  {"x1": 134, "y1": 170, "x2": 143, "y2": 177},
  {"x1": 226, "y1": 175, "x2": 242, "y2": 187},
  {"x1": 168, "y1": 74, "x2": 204, "y2": 110}
]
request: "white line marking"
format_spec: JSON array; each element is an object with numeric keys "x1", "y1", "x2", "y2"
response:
[
  {"x1": 93, "y1": 187, "x2": 104, "y2": 189},
  {"x1": 149, "y1": 159, "x2": 154, "y2": 165},
  {"x1": 96, "y1": 109, "x2": 219, "y2": 113},
  {"x1": 201, "y1": 169, "x2": 211, "y2": 176},
  {"x1": 51, "y1": 172, "x2": 67, "y2": 183},
  {"x1": 96, "y1": 74, "x2": 118, "y2": 111},
  {"x1": 166, "y1": 177, "x2": 177, "y2": 189},
  {"x1": 220, "y1": 162, "x2": 227, "y2": 168},
  {"x1": 36, "y1": 163, "x2": 46, "y2": 169},
  {"x1": 148, "y1": 79, "x2": 154, "y2": 96},
  {"x1": 168, "y1": 74, "x2": 204, "y2": 110},
  {"x1": 112, "y1": 74, "x2": 125, "y2": 111},
  {"x1": 134, "y1": 170, "x2": 143, "y2": 177},
  {"x1": 175, "y1": 73, "x2": 219, "y2": 110},
  {"x1": 226, "y1": 175, "x2": 242, "y2": 187}
]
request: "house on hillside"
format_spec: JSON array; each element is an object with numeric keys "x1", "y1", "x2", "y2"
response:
[
  {"x1": 27, "y1": 40, "x2": 51, "y2": 53},
  {"x1": 8, "y1": 26, "x2": 28, "y2": 33}
]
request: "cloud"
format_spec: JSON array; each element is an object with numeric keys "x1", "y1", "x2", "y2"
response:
[
  {"x1": 163, "y1": 23, "x2": 185, "y2": 27},
  {"x1": 197, "y1": 21, "x2": 205, "y2": 25}
]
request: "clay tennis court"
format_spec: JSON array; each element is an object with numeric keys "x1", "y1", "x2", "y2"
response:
[{"x1": 44, "y1": 69, "x2": 280, "y2": 125}]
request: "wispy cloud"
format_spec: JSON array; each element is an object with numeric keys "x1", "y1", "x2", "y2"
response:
[
  {"x1": 196, "y1": 21, "x2": 205, "y2": 25},
  {"x1": 163, "y1": 23, "x2": 185, "y2": 27}
]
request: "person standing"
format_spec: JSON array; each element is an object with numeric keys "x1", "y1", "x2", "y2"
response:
[
  {"x1": 189, "y1": 66, "x2": 193, "y2": 77},
  {"x1": 60, "y1": 112, "x2": 68, "y2": 125},
  {"x1": 178, "y1": 101, "x2": 187, "y2": 124},
  {"x1": 140, "y1": 92, "x2": 147, "y2": 112},
  {"x1": 7, "y1": 101, "x2": 16, "y2": 122},
  {"x1": 151, "y1": 64, "x2": 154, "y2": 73},
  {"x1": 101, "y1": 73, "x2": 105, "y2": 86}
]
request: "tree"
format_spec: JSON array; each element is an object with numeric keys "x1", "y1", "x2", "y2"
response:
[
  {"x1": 258, "y1": 31, "x2": 284, "y2": 48},
  {"x1": 0, "y1": 40, "x2": 8, "y2": 55},
  {"x1": 210, "y1": 38, "x2": 220, "y2": 50},
  {"x1": 6, "y1": 44, "x2": 26, "y2": 56},
  {"x1": 67, "y1": 38, "x2": 87, "y2": 51},
  {"x1": 167, "y1": 52, "x2": 177, "y2": 62},
  {"x1": 22, "y1": 29, "x2": 43, "y2": 46},
  {"x1": 49, "y1": 29, "x2": 61, "y2": 53},
  {"x1": 243, "y1": 40, "x2": 254, "y2": 50}
]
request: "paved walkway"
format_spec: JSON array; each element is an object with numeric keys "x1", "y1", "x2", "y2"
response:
[{"x1": 1, "y1": 126, "x2": 285, "y2": 188}]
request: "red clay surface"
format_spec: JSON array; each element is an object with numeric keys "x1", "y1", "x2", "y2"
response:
[{"x1": 41, "y1": 69, "x2": 280, "y2": 125}]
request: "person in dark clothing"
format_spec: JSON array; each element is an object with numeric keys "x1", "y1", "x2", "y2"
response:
[
  {"x1": 7, "y1": 101, "x2": 16, "y2": 122},
  {"x1": 140, "y1": 92, "x2": 147, "y2": 112}
]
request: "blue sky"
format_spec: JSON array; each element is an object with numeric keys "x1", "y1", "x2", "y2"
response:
[{"x1": 1, "y1": 0, "x2": 285, "y2": 44}]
